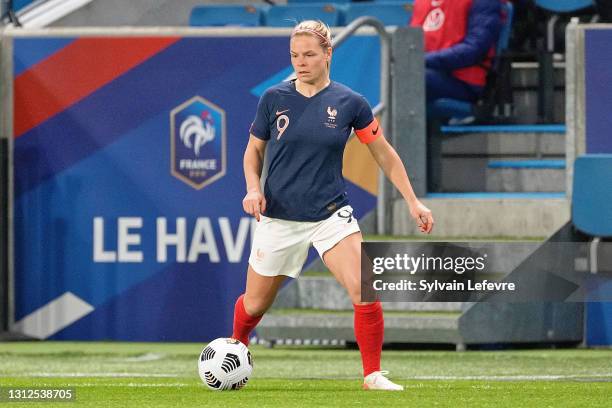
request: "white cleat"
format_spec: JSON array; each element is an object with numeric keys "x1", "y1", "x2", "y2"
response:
[{"x1": 362, "y1": 370, "x2": 404, "y2": 391}]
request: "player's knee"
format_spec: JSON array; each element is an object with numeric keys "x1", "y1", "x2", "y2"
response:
[{"x1": 243, "y1": 294, "x2": 273, "y2": 317}]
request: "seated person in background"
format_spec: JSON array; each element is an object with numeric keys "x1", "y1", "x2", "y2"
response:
[{"x1": 411, "y1": 0, "x2": 502, "y2": 105}]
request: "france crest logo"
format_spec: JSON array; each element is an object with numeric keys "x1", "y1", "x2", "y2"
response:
[{"x1": 170, "y1": 96, "x2": 226, "y2": 190}]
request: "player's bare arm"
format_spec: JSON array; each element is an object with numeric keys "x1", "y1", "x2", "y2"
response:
[
  {"x1": 366, "y1": 135, "x2": 434, "y2": 234},
  {"x1": 243, "y1": 135, "x2": 267, "y2": 221}
]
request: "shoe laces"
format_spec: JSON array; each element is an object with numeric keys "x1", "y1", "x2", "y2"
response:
[{"x1": 368, "y1": 370, "x2": 390, "y2": 378}]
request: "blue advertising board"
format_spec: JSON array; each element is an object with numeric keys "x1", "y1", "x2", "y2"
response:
[
  {"x1": 584, "y1": 27, "x2": 612, "y2": 345},
  {"x1": 12, "y1": 33, "x2": 380, "y2": 341},
  {"x1": 585, "y1": 29, "x2": 612, "y2": 154}
]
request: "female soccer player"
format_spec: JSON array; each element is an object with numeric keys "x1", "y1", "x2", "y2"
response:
[{"x1": 232, "y1": 20, "x2": 434, "y2": 391}]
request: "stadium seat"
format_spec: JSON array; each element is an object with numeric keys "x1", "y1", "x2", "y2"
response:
[
  {"x1": 265, "y1": 4, "x2": 342, "y2": 27},
  {"x1": 343, "y1": 2, "x2": 414, "y2": 26},
  {"x1": 572, "y1": 154, "x2": 612, "y2": 343},
  {"x1": 535, "y1": 0, "x2": 594, "y2": 13},
  {"x1": 429, "y1": 1, "x2": 514, "y2": 123},
  {"x1": 189, "y1": 5, "x2": 265, "y2": 27},
  {"x1": 13, "y1": 0, "x2": 36, "y2": 11},
  {"x1": 572, "y1": 154, "x2": 612, "y2": 237}
]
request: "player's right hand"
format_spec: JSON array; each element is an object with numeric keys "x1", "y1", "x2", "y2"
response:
[{"x1": 242, "y1": 190, "x2": 267, "y2": 221}]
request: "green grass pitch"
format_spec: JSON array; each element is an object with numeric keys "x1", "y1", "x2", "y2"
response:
[{"x1": 1, "y1": 342, "x2": 611, "y2": 407}]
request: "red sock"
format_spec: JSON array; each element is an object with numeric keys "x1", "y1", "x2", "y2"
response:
[
  {"x1": 353, "y1": 301, "x2": 384, "y2": 377},
  {"x1": 232, "y1": 294, "x2": 262, "y2": 346}
]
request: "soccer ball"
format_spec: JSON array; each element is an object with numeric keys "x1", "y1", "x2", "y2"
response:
[{"x1": 198, "y1": 338, "x2": 253, "y2": 391}]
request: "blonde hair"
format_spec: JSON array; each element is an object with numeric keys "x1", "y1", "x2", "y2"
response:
[{"x1": 291, "y1": 20, "x2": 332, "y2": 50}]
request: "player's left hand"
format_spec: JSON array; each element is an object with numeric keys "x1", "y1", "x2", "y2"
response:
[{"x1": 409, "y1": 200, "x2": 434, "y2": 234}]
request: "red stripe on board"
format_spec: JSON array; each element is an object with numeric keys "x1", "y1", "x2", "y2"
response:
[{"x1": 14, "y1": 37, "x2": 180, "y2": 138}]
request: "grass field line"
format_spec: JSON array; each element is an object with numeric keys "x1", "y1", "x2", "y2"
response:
[
  {"x1": 409, "y1": 374, "x2": 612, "y2": 381},
  {"x1": 12, "y1": 373, "x2": 612, "y2": 381},
  {"x1": 119, "y1": 353, "x2": 166, "y2": 362},
  {"x1": 14, "y1": 373, "x2": 180, "y2": 378},
  {"x1": 45, "y1": 383, "x2": 193, "y2": 387}
]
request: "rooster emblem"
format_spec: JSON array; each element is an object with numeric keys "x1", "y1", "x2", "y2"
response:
[
  {"x1": 179, "y1": 112, "x2": 215, "y2": 156},
  {"x1": 327, "y1": 106, "x2": 337, "y2": 120}
]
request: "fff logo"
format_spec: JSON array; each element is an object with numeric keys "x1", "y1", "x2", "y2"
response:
[{"x1": 170, "y1": 96, "x2": 227, "y2": 190}]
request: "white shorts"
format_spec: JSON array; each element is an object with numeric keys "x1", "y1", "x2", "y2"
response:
[{"x1": 248, "y1": 205, "x2": 361, "y2": 278}]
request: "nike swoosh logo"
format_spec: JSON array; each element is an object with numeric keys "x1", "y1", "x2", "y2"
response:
[
  {"x1": 276, "y1": 109, "x2": 289, "y2": 116},
  {"x1": 372, "y1": 125, "x2": 379, "y2": 135}
]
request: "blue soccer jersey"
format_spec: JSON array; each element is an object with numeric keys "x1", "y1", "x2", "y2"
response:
[{"x1": 249, "y1": 80, "x2": 380, "y2": 222}]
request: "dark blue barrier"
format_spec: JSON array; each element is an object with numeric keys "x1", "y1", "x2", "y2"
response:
[
  {"x1": 582, "y1": 29, "x2": 612, "y2": 345},
  {"x1": 585, "y1": 29, "x2": 612, "y2": 153}
]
